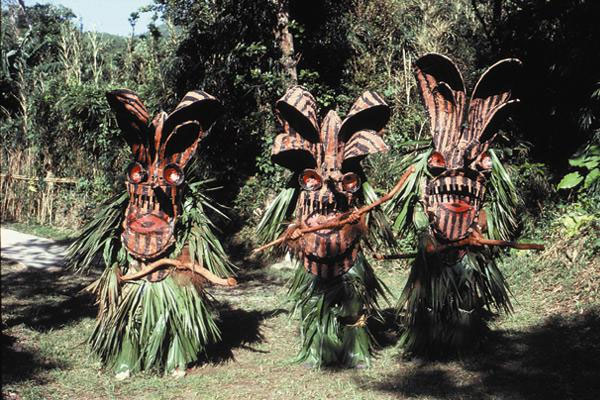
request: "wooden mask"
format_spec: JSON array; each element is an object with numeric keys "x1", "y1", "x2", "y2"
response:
[
  {"x1": 272, "y1": 86, "x2": 390, "y2": 278},
  {"x1": 106, "y1": 89, "x2": 222, "y2": 260},
  {"x1": 415, "y1": 53, "x2": 521, "y2": 242}
]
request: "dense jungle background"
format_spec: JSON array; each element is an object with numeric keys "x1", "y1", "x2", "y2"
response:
[{"x1": 1, "y1": 0, "x2": 599, "y2": 399}]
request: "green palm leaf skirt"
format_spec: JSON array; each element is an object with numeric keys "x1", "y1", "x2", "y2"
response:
[
  {"x1": 287, "y1": 254, "x2": 387, "y2": 368},
  {"x1": 68, "y1": 178, "x2": 234, "y2": 375},
  {"x1": 87, "y1": 264, "x2": 221, "y2": 374},
  {"x1": 398, "y1": 235, "x2": 512, "y2": 357}
]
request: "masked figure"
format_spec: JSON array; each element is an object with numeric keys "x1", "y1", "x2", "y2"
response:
[
  {"x1": 390, "y1": 53, "x2": 527, "y2": 356},
  {"x1": 68, "y1": 89, "x2": 235, "y2": 376},
  {"x1": 258, "y1": 86, "x2": 392, "y2": 367}
]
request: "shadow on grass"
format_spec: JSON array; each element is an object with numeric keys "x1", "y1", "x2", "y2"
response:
[
  {"x1": 1, "y1": 331, "x2": 64, "y2": 386},
  {"x1": 1, "y1": 261, "x2": 98, "y2": 331},
  {"x1": 370, "y1": 308, "x2": 401, "y2": 350},
  {"x1": 358, "y1": 307, "x2": 600, "y2": 400},
  {"x1": 199, "y1": 302, "x2": 288, "y2": 364}
]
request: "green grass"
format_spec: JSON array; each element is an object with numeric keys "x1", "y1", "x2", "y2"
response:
[
  {"x1": 1, "y1": 221, "x2": 76, "y2": 241},
  {"x1": 2, "y1": 219, "x2": 599, "y2": 399}
]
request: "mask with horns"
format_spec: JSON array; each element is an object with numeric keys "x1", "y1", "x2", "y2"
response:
[
  {"x1": 106, "y1": 90, "x2": 222, "y2": 260},
  {"x1": 272, "y1": 86, "x2": 390, "y2": 278},
  {"x1": 414, "y1": 54, "x2": 522, "y2": 242}
]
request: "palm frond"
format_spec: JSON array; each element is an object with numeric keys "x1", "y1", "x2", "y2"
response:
[
  {"x1": 89, "y1": 271, "x2": 220, "y2": 374},
  {"x1": 385, "y1": 149, "x2": 431, "y2": 235},
  {"x1": 398, "y1": 236, "x2": 512, "y2": 357},
  {"x1": 256, "y1": 187, "x2": 297, "y2": 244},
  {"x1": 362, "y1": 181, "x2": 396, "y2": 249},
  {"x1": 66, "y1": 191, "x2": 128, "y2": 273},
  {"x1": 485, "y1": 150, "x2": 521, "y2": 240},
  {"x1": 287, "y1": 254, "x2": 388, "y2": 368},
  {"x1": 177, "y1": 181, "x2": 236, "y2": 277}
]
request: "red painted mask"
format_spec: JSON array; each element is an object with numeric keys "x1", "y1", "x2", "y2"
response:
[
  {"x1": 106, "y1": 89, "x2": 222, "y2": 260},
  {"x1": 414, "y1": 54, "x2": 521, "y2": 242},
  {"x1": 272, "y1": 86, "x2": 390, "y2": 278}
]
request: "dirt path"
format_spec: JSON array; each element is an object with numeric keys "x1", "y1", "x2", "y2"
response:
[{"x1": 0, "y1": 228, "x2": 67, "y2": 271}]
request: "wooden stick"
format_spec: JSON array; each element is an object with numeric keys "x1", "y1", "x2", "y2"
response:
[
  {"x1": 375, "y1": 238, "x2": 544, "y2": 260},
  {"x1": 427, "y1": 236, "x2": 545, "y2": 253},
  {"x1": 476, "y1": 238, "x2": 545, "y2": 251},
  {"x1": 120, "y1": 258, "x2": 237, "y2": 286},
  {"x1": 252, "y1": 165, "x2": 416, "y2": 254},
  {"x1": 373, "y1": 252, "x2": 418, "y2": 260}
]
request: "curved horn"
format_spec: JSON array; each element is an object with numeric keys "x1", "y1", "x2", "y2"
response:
[
  {"x1": 465, "y1": 58, "x2": 522, "y2": 144},
  {"x1": 339, "y1": 91, "x2": 390, "y2": 142},
  {"x1": 414, "y1": 53, "x2": 466, "y2": 152},
  {"x1": 275, "y1": 86, "x2": 320, "y2": 142},
  {"x1": 161, "y1": 91, "x2": 223, "y2": 167},
  {"x1": 106, "y1": 89, "x2": 150, "y2": 164}
]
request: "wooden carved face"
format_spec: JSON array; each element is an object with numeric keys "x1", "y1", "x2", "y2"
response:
[
  {"x1": 106, "y1": 90, "x2": 222, "y2": 260},
  {"x1": 414, "y1": 54, "x2": 521, "y2": 242},
  {"x1": 272, "y1": 86, "x2": 390, "y2": 278}
]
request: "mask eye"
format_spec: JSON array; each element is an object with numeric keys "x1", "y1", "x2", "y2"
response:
[
  {"x1": 127, "y1": 162, "x2": 147, "y2": 184},
  {"x1": 299, "y1": 169, "x2": 322, "y2": 191},
  {"x1": 427, "y1": 151, "x2": 446, "y2": 174},
  {"x1": 476, "y1": 152, "x2": 492, "y2": 172},
  {"x1": 342, "y1": 172, "x2": 361, "y2": 193},
  {"x1": 163, "y1": 164, "x2": 184, "y2": 186}
]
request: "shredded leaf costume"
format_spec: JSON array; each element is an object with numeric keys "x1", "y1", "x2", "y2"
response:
[
  {"x1": 387, "y1": 53, "x2": 526, "y2": 356},
  {"x1": 257, "y1": 86, "x2": 393, "y2": 367},
  {"x1": 67, "y1": 90, "x2": 236, "y2": 375}
]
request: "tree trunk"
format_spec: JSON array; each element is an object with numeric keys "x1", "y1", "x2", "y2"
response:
[{"x1": 273, "y1": 0, "x2": 297, "y2": 83}]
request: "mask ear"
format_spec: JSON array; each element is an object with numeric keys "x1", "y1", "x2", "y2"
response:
[
  {"x1": 339, "y1": 91, "x2": 390, "y2": 142},
  {"x1": 271, "y1": 131, "x2": 318, "y2": 172},
  {"x1": 342, "y1": 129, "x2": 388, "y2": 169},
  {"x1": 465, "y1": 58, "x2": 522, "y2": 146},
  {"x1": 106, "y1": 89, "x2": 150, "y2": 164},
  {"x1": 164, "y1": 90, "x2": 223, "y2": 136},
  {"x1": 275, "y1": 86, "x2": 320, "y2": 142},
  {"x1": 414, "y1": 53, "x2": 466, "y2": 152},
  {"x1": 161, "y1": 91, "x2": 223, "y2": 167}
]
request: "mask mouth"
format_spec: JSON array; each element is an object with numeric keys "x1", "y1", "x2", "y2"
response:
[
  {"x1": 122, "y1": 182, "x2": 178, "y2": 260},
  {"x1": 304, "y1": 208, "x2": 343, "y2": 235},
  {"x1": 295, "y1": 187, "x2": 362, "y2": 278},
  {"x1": 127, "y1": 213, "x2": 170, "y2": 234},
  {"x1": 426, "y1": 173, "x2": 484, "y2": 206},
  {"x1": 425, "y1": 172, "x2": 486, "y2": 241}
]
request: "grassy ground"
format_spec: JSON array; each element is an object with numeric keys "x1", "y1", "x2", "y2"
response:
[
  {"x1": 2, "y1": 221, "x2": 599, "y2": 400},
  {"x1": 1, "y1": 222, "x2": 76, "y2": 241}
]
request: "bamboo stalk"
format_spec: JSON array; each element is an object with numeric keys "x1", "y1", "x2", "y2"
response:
[
  {"x1": 0, "y1": 173, "x2": 77, "y2": 184},
  {"x1": 119, "y1": 258, "x2": 237, "y2": 286},
  {"x1": 252, "y1": 165, "x2": 416, "y2": 254}
]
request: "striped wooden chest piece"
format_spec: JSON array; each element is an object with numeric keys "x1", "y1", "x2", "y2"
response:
[
  {"x1": 106, "y1": 89, "x2": 222, "y2": 260},
  {"x1": 414, "y1": 54, "x2": 522, "y2": 243},
  {"x1": 271, "y1": 86, "x2": 390, "y2": 278}
]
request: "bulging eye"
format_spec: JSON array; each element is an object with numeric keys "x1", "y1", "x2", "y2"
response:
[
  {"x1": 299, "y1": 169, "x2": 322, "y2": 191},
  {"x1": 163, "y1": 164, "x2": 184, "y2": 186},
  {"x1": 127, "y1": 162, "x2": 147, "y2": 184},
  {"x1": 476, "y1": 152, "x2": 492, "y2": 171},
  {"x1": 428, "y1": 151, "x2": 446, "y2": 173},
  {"x1": 342, "y1": 172, "x2": 361, "y2": 193}
]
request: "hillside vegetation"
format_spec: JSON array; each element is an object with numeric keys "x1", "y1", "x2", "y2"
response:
[{"x1": 1, "y1": 0, "x2": 599, "y2": 398}]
